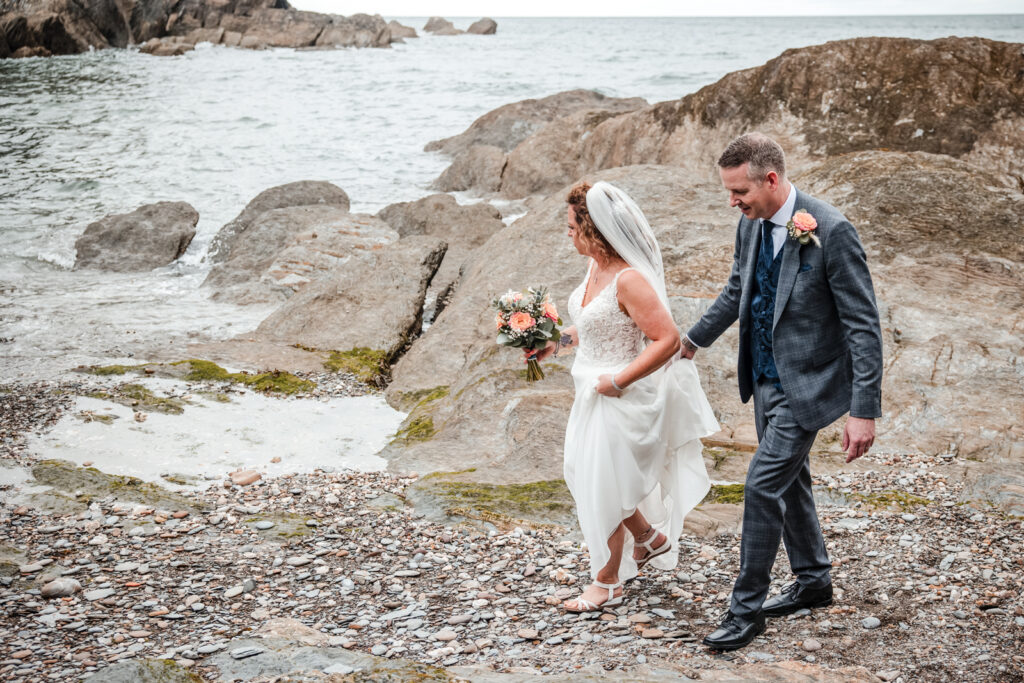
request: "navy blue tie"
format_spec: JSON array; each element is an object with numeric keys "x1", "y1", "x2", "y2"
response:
[{"x1": 761, "y1": 220, "x2": 775, "y2": 263}]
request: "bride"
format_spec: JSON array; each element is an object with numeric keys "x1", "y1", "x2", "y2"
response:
[{"x1": 529, "y1": 181, "x2": 719, "y2": 611}]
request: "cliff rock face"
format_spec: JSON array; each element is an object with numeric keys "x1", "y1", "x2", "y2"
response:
[
  {"x1": 436, "y1": 37, "x2": 1024, "y2": 198},
  {"x1": 0, "y1": 0, "x2": 393, "y2": 57}
]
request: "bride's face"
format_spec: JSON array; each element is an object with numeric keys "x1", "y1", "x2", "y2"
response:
[{"x1": 567, "y1": 206, "x2": 587, "y2": 256}]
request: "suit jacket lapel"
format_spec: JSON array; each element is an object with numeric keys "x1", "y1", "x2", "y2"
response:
[
  {"x1": 773, "y1": 192, "x2": 804, "y2": 328},
  {"x1": 739, "y1": 216, "x2": 760, "y2": 316}
]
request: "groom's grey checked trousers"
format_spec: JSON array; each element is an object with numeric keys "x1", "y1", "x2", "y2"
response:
[{"x1": 729, "y1": 379, "x2": 832, "y2": 618}]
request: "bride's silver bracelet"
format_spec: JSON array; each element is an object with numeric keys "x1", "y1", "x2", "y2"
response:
[{"x1": 611, "y1": 375, "x2": 623, "y2": 391}]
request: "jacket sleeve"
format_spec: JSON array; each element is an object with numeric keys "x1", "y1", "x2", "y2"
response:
[
  {"x1": 824, "y1": 220, "x2": 884, "y2": 418},
  {"x1": 687, "y1": 219, "x2": 743, "y2": 348}
]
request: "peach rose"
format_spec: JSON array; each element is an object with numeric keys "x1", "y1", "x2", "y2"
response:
[
  {"x1": 508, "y1": 312, "x2": 536, "y2": 332},
  {"x1": 543, "y1": 302, "x2": 559, "y2": 321},
  {"x1": 792, "y1": 210, "x2": 817, "y2": 232},
  {"x1": 495, "y1": 313, "x2": 506, "y2": 330}
]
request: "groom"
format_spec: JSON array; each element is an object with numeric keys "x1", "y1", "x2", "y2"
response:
[{"x1": 681, "y1": 133, "x2": 883, "y2": 650}]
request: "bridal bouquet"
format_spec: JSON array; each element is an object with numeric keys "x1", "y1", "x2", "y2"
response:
[{"x1": 492, "y1": 287, "x2": 562, "y2": 381}]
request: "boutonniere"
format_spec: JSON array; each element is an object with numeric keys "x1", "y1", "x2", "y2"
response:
[{"x1": 786, "y1": 210, "x2": 820, "y2": 247}]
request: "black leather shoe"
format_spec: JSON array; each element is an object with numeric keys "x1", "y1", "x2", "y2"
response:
[
  {"x1": 762, "y1": 581, "x2": 833, "y2": 617},
  {"x1": 702, "y1": 611, "x2": 766, "y2": 651}
]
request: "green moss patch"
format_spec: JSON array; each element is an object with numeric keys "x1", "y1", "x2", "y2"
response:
[
  {"x1": 410, "y1": 475, "x2": 575, "y2": 530},
  {"x1": 170, "y1": 359, "x2": 314, "y2": 395},
  {"x1": 703, "y1": 483, "x2": 745, "y2": 505},
  {"x1": 31, "y1": 459, "x2": 203, "y2": 512},
  {"x1": 86, "y1": 383, "x2": 187, "y2": 414},
  {"x1": 390, "y1": 386, "x2": 450, "y2": 446},
  {"x1": 324, "y1": 347, "x2": 390, "y2": 386},
  {"x1": 850, "y1": 489, "x2": 931, "y2": 511}
]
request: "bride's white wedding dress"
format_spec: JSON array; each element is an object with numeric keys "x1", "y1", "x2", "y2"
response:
[{"x1": 564, "y1": 260, "x2": 719, "y2": 582}]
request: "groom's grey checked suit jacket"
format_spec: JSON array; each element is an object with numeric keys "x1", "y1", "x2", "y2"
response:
[{"x1": 687, "y1": 189, "x2": 883, "y2": 430}]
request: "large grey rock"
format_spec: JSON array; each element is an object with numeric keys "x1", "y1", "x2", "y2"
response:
[
  {"x1": 377, "y1": 194, "x2": 506, "y2": 319},
  {"x1": 74, "y1": 201, "x2": 198, "y2": 272},
  {"x1": 467, "y1": 18, "x2": 497, "y2": 35},
  {"x1": 425, "y1": 89, "x2": 647, "y2": 156},
  {"x1": 254, "y1": 235, "x2": 446, "y2": 360},
  {"x1": 206, "y1": 180, "x2": 351, "y2": 264},
  {"x1": 431, "y1": 144, "x2": 506, "y2": 193},
  {"x1": 204, "y1": 205, "x2": 396, "y2": 304}
]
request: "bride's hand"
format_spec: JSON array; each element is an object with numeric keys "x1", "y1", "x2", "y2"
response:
[
  {"x1": 525, "y1": 342, "x2": 556, "y2": 363},
  {"x1": 595, "y1": 374, "x2": 623, "y2": 397}
]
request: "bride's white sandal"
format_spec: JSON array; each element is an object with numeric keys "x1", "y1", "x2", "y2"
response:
[
  {"x1": 563, "y1": 580, "x2": 623, "y2": 613},
  {"x1": 635, "y1": 526, "x2": 671, "y2": 571}
]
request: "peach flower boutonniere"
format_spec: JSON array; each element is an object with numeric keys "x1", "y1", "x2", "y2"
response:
[{"x1": 787, "y1": 209, "x2": 821, "y2": 247}]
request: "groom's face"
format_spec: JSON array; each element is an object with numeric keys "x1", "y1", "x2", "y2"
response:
[{"x1": 720, "y1": 163, "x2": 776, "y2": 220}]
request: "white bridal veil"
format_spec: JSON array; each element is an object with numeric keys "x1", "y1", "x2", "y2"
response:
[{"x1": 585, "y1": 181, "x2": 673, "y2": 318}]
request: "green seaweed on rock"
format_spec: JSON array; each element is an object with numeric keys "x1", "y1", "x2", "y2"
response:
[
  {"x1": 324, "y1": 347, "x2": 390, "y2": 386},
  {"x1": 412, "y1": 475, "x2": 575, "y2": 529},
  {"x1": 170, "y1": 359, "x2": 314, "y2": 394},
  {"x1": 30, "y1": 459, "x2": 203, "y2": 512},
  {"x1": 703, "y1": 483, "x2": 745, "y2": 505}
]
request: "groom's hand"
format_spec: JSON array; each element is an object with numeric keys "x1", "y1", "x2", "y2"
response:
[
  {"x1": 842, "y1": 417, "x2": 875, "y2": 463},
  {"x1": 679, "y1": 334, "x2": 698, "y2": 360}
]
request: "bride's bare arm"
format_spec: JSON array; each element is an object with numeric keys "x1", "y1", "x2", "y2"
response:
[
  {"x1": 525, "y1": 325, "x2": 577, "y2": 362},
  {"x1": 596, "y1": 271, "x2": 680, "y2": 396}
]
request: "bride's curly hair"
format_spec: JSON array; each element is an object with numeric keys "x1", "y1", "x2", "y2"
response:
[{"x1": 567, "y1": 182, "x2": 619, "y2": 263}]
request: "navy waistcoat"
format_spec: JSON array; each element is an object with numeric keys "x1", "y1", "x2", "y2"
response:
[{"x1": 751, "y1": 222, "x2": 784, "y2": 386}]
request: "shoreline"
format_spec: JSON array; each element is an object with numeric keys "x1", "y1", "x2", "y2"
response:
[{"x1": 2, "y1": 380, "x2": 1022, "y2": 682}]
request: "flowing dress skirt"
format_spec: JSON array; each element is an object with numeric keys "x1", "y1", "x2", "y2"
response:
[{"x1": 563, "y1": 357, "x2": 719, "y2": 581}]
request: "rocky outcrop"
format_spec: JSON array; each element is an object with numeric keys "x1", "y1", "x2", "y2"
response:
[
  {"x1": 203, "y1": 205, "x2": 395, "y2": 304},
  {"x1": 377, "y1": 194, "x2": 506, "y2": 320},
  {"x1": 0, "y1": 0, "x2": 394, "y2": 58},
  {"x1": 253, "y1": 235, "x2": 446, "y2": 360},
  {"x1": 387, "y1": 19, "x2": 415, "y2": 39},
  {"x1": 422, "y1": 16, "x2": 460, "y2": 35},
  {"x1": 73, "y1": 201, "x2": 198, "y2": 272},
  {"x1": 467, "y1": 18, "x2": 496, "y2": 35},
  {"x1": 437, "y1": 37, "x2": 1024, "y2": 199},
  {"x1": 425, "y1": 89, "x2": 648, "y2": 157}
]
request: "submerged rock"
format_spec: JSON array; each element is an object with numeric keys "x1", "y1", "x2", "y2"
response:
[{"x1": 73, "y1": 201, "x2": 198, "y2": 272}]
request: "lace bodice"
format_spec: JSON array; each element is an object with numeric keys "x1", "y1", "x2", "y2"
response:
[{"x1": 567, "y1": 261, "x2": 647, "y2": 368}]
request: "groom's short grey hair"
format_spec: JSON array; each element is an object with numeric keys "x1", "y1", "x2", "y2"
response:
[{"x1": 718, "y1": 133, "x2": 786, "y2": 181}]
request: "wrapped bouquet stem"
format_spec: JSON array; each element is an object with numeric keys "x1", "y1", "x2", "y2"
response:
[{"x1": 492, "y1": 287, "x2": 562, "y2": 381}]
